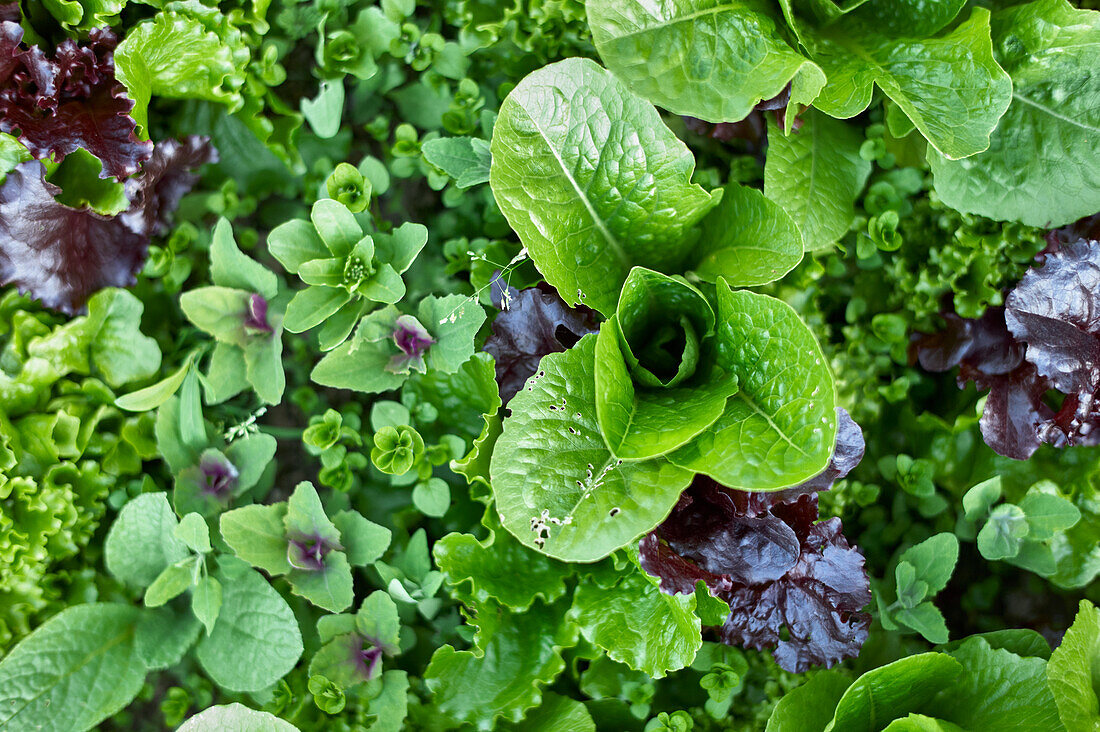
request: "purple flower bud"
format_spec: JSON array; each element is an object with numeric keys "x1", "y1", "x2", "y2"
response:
[
  {"x1": 199, "y1": 452, "x2": 239, "y2": 498},
  {"x1": 244, "y1": 293, "x2": 273, "y2": 334},
  {"x1": 287, "y1": 532, "x2": 342, "y2": 571},
  {"x1": 387, "y1": 314, "x2": 435, "y2": 374}
]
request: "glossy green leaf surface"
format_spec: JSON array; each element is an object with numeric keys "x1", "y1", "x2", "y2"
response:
[
  {"x1": 669, "y1": 286, "x2": 837, "y2": 490},
  {"x1": 588, "y1": 0, "x2": 825, "y2": 123},
  {"x1": 491, "y1": 336, "x2": 694, "y2": 561},
  {"x1": 929, "y1": 0, "x2": 1100, "y2": 226},
  {"x1": 490, "y1": 57, "x2": 718, "y2": 316}
]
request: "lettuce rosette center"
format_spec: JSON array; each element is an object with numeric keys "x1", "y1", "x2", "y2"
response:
[{"x1": 595, "y1": 267, "x2": 739, "y2": 460}]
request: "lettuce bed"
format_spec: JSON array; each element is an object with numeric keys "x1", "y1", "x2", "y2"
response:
[{"x1": 0, "y1": 0, "x2": 1099, "y2": 730}]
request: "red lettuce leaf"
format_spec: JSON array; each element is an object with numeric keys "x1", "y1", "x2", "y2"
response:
[
  {"x1": 0, "y1": 137, "x2": 216, "y2": 314},
  {"x1": 917, "y1": 242, "x2": 1100, "y2": 459},
  {"x1": 483, "y1": 276, "x2": 600, "y2": 405},
  {"x1": 0, "y1": 22, "x2": 152, "y2": 180},
  {"x1": 639, "y1": 408, "x2": 872, "y2": 673}
]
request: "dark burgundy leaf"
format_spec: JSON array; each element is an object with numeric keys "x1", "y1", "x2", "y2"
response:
[
  {"x1": 0, "y1": 4, "x2": 18, "y2": 23},
  {"x1": 721, "y1": 519, "x2": 871, "y2": 673},
  {"x1": 0, "y1": 23, "x2": 152, "y2": 180},
  {"x1": 918, "y1": 244, "x2": 1100, "y2": 459},
  {"x1": 638, "y1": 410, "x2": 871, "y2": 671},
  {"x1": 483, "y1": 276, "x2": 599, "y2": 405},
  {"x1": 1005, "y1": 239, "x2": 1100, "y2": 394},
  {"x1": 121, "y1": 135, "x2": 218, "y2": 236},
  {"x1": 638, "y1": 533, "x2": 732, "y2": 596},
  {"x1": 0, "y1": 138, "x2": 214, "y2": 314},
  {"x1": 0, "y1": 161, "x2": 148, "y2": 314}
]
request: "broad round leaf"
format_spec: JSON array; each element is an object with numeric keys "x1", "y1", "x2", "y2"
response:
[{"x1": 491, "y1": 335, "x2": 694, "y2": 561}]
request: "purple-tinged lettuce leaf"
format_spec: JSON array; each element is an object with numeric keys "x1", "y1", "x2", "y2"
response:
[
  {"x1": 0, "y1": 23, "x2": 152, "y2": 180},
  {"x1": 918, "y1": 243, "x2": 1100, "y2": 459},
  {"x1": 0, "y1": 161, "x2": 148, "y2": 314},
  {"x1": 483, "y1": 277, "x2": 600, "y2": 405},
  {"x1": 0, "y1": 137, "x2": 214, "y2": 314},
  {"x1": 638, "y1": 408, "x2": 871, "y2": 672}
]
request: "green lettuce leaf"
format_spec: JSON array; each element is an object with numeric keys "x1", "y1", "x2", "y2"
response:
[
  {"x1": 1046, "y1": 600, "x2": 1100, "y2": 731},
  {"x1": 491, "y1": 335, "x2": 694, "y2": 561},
  {"x1": 929, "y1": 0, "x2": 1100, "y2": 226},
  {"x1": 489, "y1": 57, "x2": 719, "y2": 316},
  {"x1": 588, "y1": 0, "x2": 825, "y2": 123}
]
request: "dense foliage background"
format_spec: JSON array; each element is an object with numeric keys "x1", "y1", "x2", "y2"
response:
[{"x1": 0, "y1": 0, "x2": 1099, "y2": 730}]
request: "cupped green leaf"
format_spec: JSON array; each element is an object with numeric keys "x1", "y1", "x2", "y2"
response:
[
  {"x1": 492, "y1": 335, "x2": 694, "y2": 562},
  {"x1": 0, "y1": 604, "x2": 145, "y2": 731},
  {"x1": 929, "y1": 0, "x2": 1100, "y2": 226},
  {"x1": 669, "y1": 285, "x2": 837, "y2": 491},
  {"x1": 595, "y1": 322, "x2": 737, "y2": 461},
  {"x1": 568, "y1": 564, "x2": 701, "y2": 678},
  {"x1": 766, "y1": 669, "x2": 851, "y2": 732},
  {"x1": 801, "y1": 7, "x2": 1011, "y2": 160},
  {"x1": 490, "y1": 57, "x2": 719, "y2": 316},
  {"x1": 763, "y1": 110, "x2": 871, "y2": 252},
  {"x1": 691, "y1": 183, "x2": 804, "y2": 286},
  {"x1": 829, "y1": 653, "x2": 963, "y2": 732}
]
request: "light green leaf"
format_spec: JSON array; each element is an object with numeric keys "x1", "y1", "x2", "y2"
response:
[
  {"x1": 413, "y1": 478, "x2": 452, "y2": 517},
  {"x1": 333, "y1": 510, "x2": 391, "y2": 566},
  {"x1": 180, "y1": 286, "x2": 252, "y2": 347},
  {"x1": 568, "y1": 566, "x2": 701, "y2": 678},
  {"x1": 963, "y1": 476, "x2": 1002, "y2": 522},
  {"x1": 311, "y1": 199, "x2": 364, "y2": 258},
  {"x1": 419, "y1": 294, "x2": 487, "y2": 374},
  {"x1": 86, "y1": 289, "x2": 162, "y2": 388},
  {"x1": 284, "y1": 481, "x2": 341, "y2": 543},
  {"x1": 882, "y1": 716, "x2": 965, "y2": 732},
  {"x1": 115, "y1": 8, "x2": 248, "y2": 132},
  {"x1": 176, "y1": 512, "x2": 213, "y2": 554},
  {"x1": 802, "y1": 7, "x2": 1011, "y2": 159},
  {"x1": 134, "y1": 604, "x2": 201, "y2": 670},
  {"x1": 1047, "y1": 600, "x2": 1100, "y2": 732},
  {"x1": 692, "y1": 183, "x2": 803, "y2": 286},
  {"x1": 210, "y1": 218, "x2": 278, "y2": 298},
  {"x1": 115, "y1": 357, "x2": 192, "y2": 411},
  {"x1": 196, "y1": 562, "x2": 304, "y2": 692},
  {"x1": 1019, "y1": 486, "x2": 1081, "y2": 541},
  {"x1": 589, "y1": 0, "x2": 824, "y2": 124},
  {"x1": 267, "y1": 218, "x2": 329, "y2": 273},
  {"x1": 219, "y1": 503, "x2": 292, "y2": 575},
  {"x1": 242, "y1": 329, "x2": 285, "y2": 405},
  {"x1": 203, "y1": 342, "x2": 250, "y2": 405},
  {"x1": 284, "y1": 286, "x2": 354, "y2": 333},
  {"x1": 500, "y1": 692, "x2": 596, "y2": 732},
  {"x1": 938, "y1": 637, "x2": 1063, "y2": 730},
  {"x1": 764, "y1": 111, "x2": 871, "y2": 252},
  {"x1": 490, "y1": 57, "x2": 719, "y2": 316},
  {"x1": 669, "y1": 286, "x2": 837, "y2": 491},
  {"x1": 193, "y1": 576, "x2": 223, "y2": 636},
  {"x1": 424, "y1": 601, "x2": 578, "y2": 730},
  {"x1": 766, "y1": 670, "x2": 851, "y2": 732},
  {"x1": 105, "y1": 492, "x2": 190, "y2": 587},
  {"x1": 225, "y1": 432, "x2": 277, "y2": 492},
  {"x1": 850, "y1": 0, "x2": 965, "y2": 37},
  {"x1": 311, "y1": 331, "x2": 406, "y2": 394},
  {"x1": 898, "y1": 533, "x2": 958, "y2": 597},
  {"x1": 374, "y1": 222, "x2": 428, "y2": 274},
  {"x1": 829, "y1": 653, "x2": 963, "y2": 732},
  {"x1": 0, "y1": 604, "x2": 145, "y2": 731},
  {"x1": 491, "y1": 336, "x2": 694, "y2": 561},
  {"x1": 422, "y1": 137, "x2": 492, "y2": 188},
  {"x1": 287, "y1": 551, "x2": 354, "y2": 613},
  {"x1": 302, "y1": 80, "x2": 345, "y2": 139},
  {"x1": 435, "y1": 528, "x2": 573, "y2": 611},
  {"x1": 356, "y1": 590, "x2": 402, "y2": 653},
  {"x1": 895, "y1": 602, "x2": 949, "y2": 645},
  {"x1": 977, "y1": 504, "x2": 1029, "y2": 561},
  {"x1": 145, "y1": 556, "x2": 201, "y2": 607},
  {"x1": 178, "y1": 703, "x2": 300, "y2": 731},
  {"x1": 930, "y1": 0, "x2": 1100, "y2": 226},
  {"x1": 366, "y1": 671, "x2": 409, "y2": 732}
]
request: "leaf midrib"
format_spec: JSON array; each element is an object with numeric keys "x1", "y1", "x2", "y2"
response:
[
  {"x1": 2, "y1": 620, "x2": 135, "y2": 726},
  {"x1": 735, "y1": 390, "x2": 809, "y2": 456},
  {"x1": 1012, "y1": 92, "x2": 1100, "y2": 134},
  {"x1": 513, "y1": 102, "x2": 630, "y2": 268}
]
